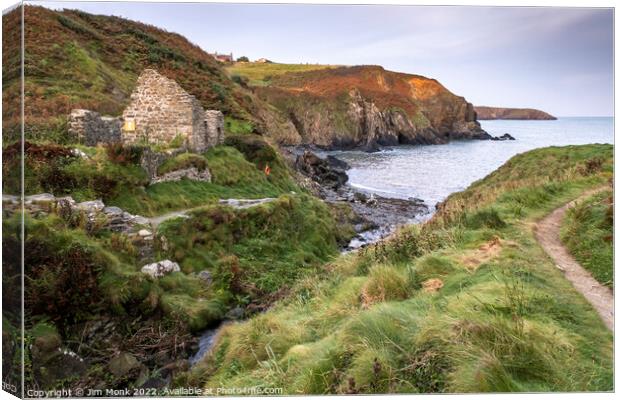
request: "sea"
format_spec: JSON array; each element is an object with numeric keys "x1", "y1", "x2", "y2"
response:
[{"x1": 327, "y1": 117, "x2": 614, "y2": 208}]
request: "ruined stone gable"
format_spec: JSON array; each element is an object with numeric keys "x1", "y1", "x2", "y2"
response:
[{"x1": 121, "y1": 69, "x2": 224, "y2": 152}]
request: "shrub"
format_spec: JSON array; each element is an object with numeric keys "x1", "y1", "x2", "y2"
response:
[
  {"x1": 231, "y1": 74, "x2": 249, "y2": 88},
  {"x1": 105, "y1": 143, "x2": 143, "y2": 165},
  {"x1": 224, "y1": 117, "x2": 254, "y2": 135}
]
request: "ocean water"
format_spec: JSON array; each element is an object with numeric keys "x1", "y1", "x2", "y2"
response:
[{"x1": 328, "y1": 117, "x2": 613, "y2": 207}]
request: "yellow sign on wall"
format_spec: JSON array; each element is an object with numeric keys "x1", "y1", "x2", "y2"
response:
[{"x1": 123, "y1": 119, "x2": 136, "y2": 132}]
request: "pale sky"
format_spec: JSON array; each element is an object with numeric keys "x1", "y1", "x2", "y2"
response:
[{"x1": 34, "y1": 1, "x2": 614, "y2": 117}]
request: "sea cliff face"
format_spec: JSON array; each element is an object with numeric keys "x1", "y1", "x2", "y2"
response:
[
  {"x1": 255, "y1": 66, "x2": 490, "y2": 150},
  {"x1": 475, "y1": 106, "x2": 557, "y2": 120}
]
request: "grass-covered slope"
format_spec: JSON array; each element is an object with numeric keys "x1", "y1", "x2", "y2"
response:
[
  {"x1": 561, "y1": 189, "x2": 613, "y2": 288},
  {"x1": 3, "y1": 134, "x2": 298, "y2": 216},
  {"x1": 226, "y1": 62, "x2": 339, "y2": 86},
  {"x1": 4, "y1": 185, "x2": 342, "y2": 388},
  {"x1": 2, "y1": 6, "x2": 295, "y2": 142},
  {"x1": 159, "y1": 193, "x2": 340, "y2": 305},
  {"x1": 244, "y1": 65, "x2": 482, "y2": 148},
  {"x1": 182, "y1": 144, "x2": 613, "y2": 393},
  {"x1": 2, "y1": 134, "x2": 346, "y2": 390}
]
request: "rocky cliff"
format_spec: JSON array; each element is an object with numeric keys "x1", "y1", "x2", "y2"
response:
[
  {"x1": 6, "y1": 7, "x2": 489, "y2": 151},
  {"x1": 475, "y1": 106, "x2": 557, "y2": 120},
  {"x1": 254, "y1": 66, "x2": 490, "y2": 150}
]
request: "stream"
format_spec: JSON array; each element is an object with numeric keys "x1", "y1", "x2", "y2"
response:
[{"x1": 188, "y1": 325, "x2": 226, "y2": 366}]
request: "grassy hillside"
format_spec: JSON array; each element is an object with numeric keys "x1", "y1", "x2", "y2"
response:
[
  {"x1": 242, "y1": 65, "x2": 482, "y2": 148},
  {"x1": 182, "y1": 144, "x2": 613, "y2": 393},
  {"x1": 561, "y1": 189, "x2": 613, "y2": 288},
  {"x1": 264, "y1": 65, "x2": 455, "y2": 118},
  {"x1": 2, "y1": 6, "x2": 295, "y2": 143},
  {"x1": 2, "y1": 134, "x2": 348, "y2": 390},
  {"x1": 226, "y1": 62, "x2": 340, "y2": 86},
  {"x1": 2, "y1": 134, "x2": 298, "y2": 216},
  {"x1": 3, "y1": 6, "x2": 485, "y2": 149}
]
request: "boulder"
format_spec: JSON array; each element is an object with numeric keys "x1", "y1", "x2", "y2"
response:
[
  {"x1": 326, "y1": 155, "x2": 350, "y2": 170},
  {"x1": 2, "y1": 194, "x2": 19, "y2": 204},
  {"x1": 25, "y1": 193, "x2": 55, "y2": 205},
  {"x1": 353, "y1": 191, "x2": 368, "y2": 203},
  {"x1": 490, "y1": 133, "x2": 516, "y2": 141},
  {"x1": 141, "y1": 260, "x2": 181, "y2": 278},
  {"x1": 133, "y1": 215, "x2": 150, "y2": 226},
  {"x1": 76, "y1": 199, "x2": 105, "y2": 213},
  {"x1": 197, "y1": 270, "x2": 213, "y2": 286},
  {"x1": 71, "y1": 148, "x2": 89, "y2": 158},
  {"x1": 151, "y1": 167, "x2": 212, "y2": 184},
  {"x1": 138, "y1": 229, "x2": 153, "y2": 237},
  {"x1": 102, "y1": 206, "x2": 124, "y2": 215},
  {"x1": 499, "y1": 133, "x2": 516, "y2": 140},
  {"x1": 31, "y1": 328, "x2": 87, "y2": 388},
  {"x1": 295, "y1": 150, "x2": 348, "y2": 190},
  {"x1": 225, "y1": 306, "x2": 245, "y2": 320}
]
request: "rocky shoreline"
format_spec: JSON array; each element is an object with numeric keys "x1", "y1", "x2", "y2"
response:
[{"x1": 288, "y1": 147, "x2": 432, "y2": 250}]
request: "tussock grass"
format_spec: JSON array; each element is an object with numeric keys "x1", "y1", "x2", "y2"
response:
[
  {"x1": 156, "y1": 152, "x2": 207, "y2": 175},
  {"x1": 6, "y1": 213, "x2": 224, "y2": 332},
  {"x1": 158, "y1": 193, "x2": 340, "y2": 296},
  {"x1": 561, "y1": 189, "x2": 613, "y2": 288},
  {"x1": 183, "y1": 144, "x2": 613, "y2": 393}
]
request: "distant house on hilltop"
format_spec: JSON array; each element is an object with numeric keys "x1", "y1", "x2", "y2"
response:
[
  {"x1": 210, "y1": 52, "x2": 233, "y2": 63},
  {"x1": 255, "y1": 58, "x2": 272, "y2": 63}
]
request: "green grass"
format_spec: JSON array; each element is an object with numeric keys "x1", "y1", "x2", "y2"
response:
[
  {"x1": 4, "y1": 212, "x2": 220, "y2": 333},
  {"x1": 224, "y1": 116, "x2": 254, "y2": 135},
  {"x1": 225, "y1": 62, "x2": 340, "y2": 86},
  {"x1": 561, "y1": 189, "x2": 613, "y2": 288},
  {"x1": 112, "y1": 141, "x2": 299, "y2": 216},
  {"x1": 7, "y1": 135, "x2": 302, "y2": 217},
  {"x1": 156, "y1": 152, "x2": 208, "y2": 175},
  {"x1": 158, "y1": 193, "x2": 340, "y2": 296},
  {"x1": 181, "y1": 144, "x2": 613, "y2": 394}
]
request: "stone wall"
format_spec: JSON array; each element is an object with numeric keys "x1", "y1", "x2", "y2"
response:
[
  {"x1": 139, "y1": 147, "x2": 179, "y2": 181},
  {"x1": 205, "y1": 110, "x2": 225, "y2": 148},
  {"x1": 139, "y1": 147, "x2": 211, "y2": 184},
  {"x1": 122, "y1": 69, "x2": 223, "y2": 153},
  {"x1": 68, "y1": 109, "x2": 121, "y2": 146},
  {"x1": 68, "y1": 69, "x2": 225, "y2": 153}
]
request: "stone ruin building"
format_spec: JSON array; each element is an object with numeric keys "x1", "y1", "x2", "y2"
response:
[{"x1": 68, "y1": 69, "x2": 225, "y2": 153}]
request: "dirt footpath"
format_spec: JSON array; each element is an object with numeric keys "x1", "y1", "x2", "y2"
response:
[{"x1": 534, "y1": 188, "x2": 613, "y2": 331}]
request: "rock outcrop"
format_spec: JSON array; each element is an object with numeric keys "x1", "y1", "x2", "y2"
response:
[
  {"x1": 475, "y1": 106, "x2": 557, "y2": 120},
  {"x1": 141, "y1": 260, "x2": 181, "y2": 278},
  {"x1": 295, "y1": 151, "x2": 349, "y2": 189},
  {"x1": 150, "y1": 167, "x2": 212, "y2": 184},
  {"x1": 491, "y1": 133, "x2": 516, "y2": 141},
  {"x1": 256, "y1": 66, "x2": 490, "y2": 150}
]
